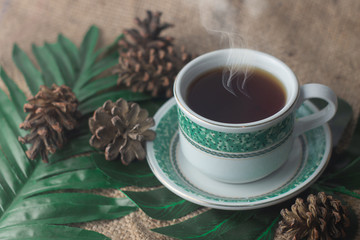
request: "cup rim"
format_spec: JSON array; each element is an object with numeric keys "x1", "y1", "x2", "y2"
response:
[{"x1": 174, "y1": 48, "x2": 300, "y2": 129}]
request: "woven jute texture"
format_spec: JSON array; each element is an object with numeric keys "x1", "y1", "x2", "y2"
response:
[{"x1": 1, "y1": 0, "x2": 360, "y2": 239}]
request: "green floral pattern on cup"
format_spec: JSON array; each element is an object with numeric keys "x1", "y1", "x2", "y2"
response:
[
  {"x1": 152, "y1": 102, "x2": 327, "y2": 203},
  {"x1": 178, "y1": 108, "x2": 294, "y2": 153}
]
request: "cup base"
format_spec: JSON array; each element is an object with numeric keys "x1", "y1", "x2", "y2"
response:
[{"x1": 179, "y1": 132, "x2": 293, "y2": 184}]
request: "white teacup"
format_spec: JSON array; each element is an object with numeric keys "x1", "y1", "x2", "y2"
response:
[{"x1": 173, "y1": 48, "x2": 337, "y2": 183}]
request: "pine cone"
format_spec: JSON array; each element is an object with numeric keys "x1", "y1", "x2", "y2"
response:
[
  {"x1": 114, "y1": 10, "x2": 193, "y2": 98},
  {"x1": 275, "y1": 192, "x2": 350, "y2": 240},
  {"x1": 18, "y1": 84, "x2": 80, "y2": 163},
  {"x1": 89, "y1": 98, "x2": 156, "y2": 165}
]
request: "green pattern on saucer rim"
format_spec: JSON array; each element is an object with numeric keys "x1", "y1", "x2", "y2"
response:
[
  {"x1": 152, "y1": 102, "x2": 327, "y2": 203},
  {"x1": 178, "y1": 108, "x2": 294, "y2": 153}
]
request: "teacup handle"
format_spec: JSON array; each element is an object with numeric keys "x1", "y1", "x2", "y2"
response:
[{"x1": 293, "y1": 83, "x2": 338, "y2": 137}]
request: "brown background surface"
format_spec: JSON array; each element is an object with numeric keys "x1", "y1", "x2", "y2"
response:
[{"x1": 0, "y1": 0, "x2": 359, "y2": 239}]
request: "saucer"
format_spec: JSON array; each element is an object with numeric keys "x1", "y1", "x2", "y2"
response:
[{"x1": 146, "y1": 98, "x2": 331, "y2": 210}]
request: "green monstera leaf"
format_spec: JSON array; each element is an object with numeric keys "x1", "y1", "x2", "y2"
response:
[{"x1": 0, "y1": 26, "x2": 161, "y2": 239}]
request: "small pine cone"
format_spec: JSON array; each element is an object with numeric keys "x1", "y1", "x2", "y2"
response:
[
  {"x1": 114, "y1": 10, "x2": 193, "y2": 98},
  {"x1": 89, "y1": 98, "x2": 156, "y2": 165},
  {"x1": 275, "y1": 192, "x2": 350, "y2": 240},
  {"x1": 18, "y1": 84, "x2": 80, "y2": 163}
]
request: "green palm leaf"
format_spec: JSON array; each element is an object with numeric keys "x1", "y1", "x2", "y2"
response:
[
  {"x1": 0, "y1": 67, "x2": 26, "y2": 119},
  {"x1": 0, "y1": 88, "x2": 137, "y2": 239},
  {"x1": 77, "y1": 75, "x2": 118, "y2": 102},
  {"x1": 152, "y1": 208, "x2": 280, "y2": 240},
  {"x1": 0, "y1": 192, "x2": 135, "y2": 228},
  {"x1": 0, "y1": 26, "x2": 143, "y2": 239},
  {"x1": 312, "y1": 112, "x2": 360, "y2": 198},
  {"x1": 79, "y1": 90, "x2": 152, "y2": 115},
  {"x1": 32, "y1": 44, "x2": 66, "y2": 86},
  {"x1": 12, "y1": 44, "x2": 44, "y2": 95},
  {"x1": 123, "y1": 188, "x2": 201, "y2": 220},
  {"x1": 0, "y1": 224, "x2": 111, "y2": 240},
  {"x1": 47, "y1": 134, "x2": 95, "y2": 163},
  {"x1": 94, "y1": 154, "x2": 160, "y2": 188},
  {"x1": 58, "y1": 34, "x2": 80, "y2": 75},
  {"x1": 45, "y1": 42, "x2": 76, "y2": 85},
  {"x1": 97, "y1": 98, "x2": 359, "y2": 239}
]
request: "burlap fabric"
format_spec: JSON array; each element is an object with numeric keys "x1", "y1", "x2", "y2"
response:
[{"x1": 0, "y1": 0, "x2": 359, "y2": 239}]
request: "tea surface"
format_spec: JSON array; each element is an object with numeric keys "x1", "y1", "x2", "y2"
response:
[{"x1": 186, "y1": 67, "x2": 286, "y2": 123}]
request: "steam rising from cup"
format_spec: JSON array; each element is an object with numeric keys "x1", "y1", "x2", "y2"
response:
[
  {"x1": 197, "y1": 0, "x2": 260, "y2": 98},
  {"x1": 222, "y1": 46, "x2": 253, "y2": 98}
]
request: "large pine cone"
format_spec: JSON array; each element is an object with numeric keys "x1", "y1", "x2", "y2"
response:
[
  {"x1": 18, "y1": 84, "x2": 79, "y2": 163},
  {"x1": 275, "y1": 192, "x2": 350, "y2": 240},
  {"x1": 114, "y1": 10, "x2": 192, "y2": 98},
  {"x1": 89, "y1": 98, "x2": 156, "y2": 165}
]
